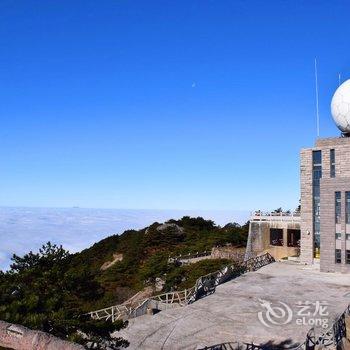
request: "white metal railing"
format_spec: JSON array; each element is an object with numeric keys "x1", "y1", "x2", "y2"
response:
[
  {"x1": 168, "y1": 251, "x2": 211, "y2": 264},
  {"x1": 87, "y1": 288, "x2": 196, "y2": 322},
  {"x1": 88, "y1": 253, "x2": 275, "y2": 323},
  {"x1": 250, "y1": 210, "x2": 301, "y2": 223}
]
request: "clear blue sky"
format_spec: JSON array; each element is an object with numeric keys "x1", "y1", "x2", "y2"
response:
[{"x1": 1, "y1": 1, "x2": 349, "y2": 211}]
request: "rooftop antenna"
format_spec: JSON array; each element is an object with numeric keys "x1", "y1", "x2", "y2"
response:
[{"x1": 314, "y1": 58, "x2": 320, "y2": 138}]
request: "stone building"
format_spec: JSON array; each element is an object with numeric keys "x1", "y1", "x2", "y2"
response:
[
  {"x1": 246, "y1": 211, "x2": 300, "y2": 260},
  {"x1": 300, "y1": 137, "x2": 350, "y2": 272},
  {"x1": 247, "y1": 79, "x2": 350, "y2": 272},
  {"x1": 299, "y1": 78, "x2": 350, "y2": 273}
]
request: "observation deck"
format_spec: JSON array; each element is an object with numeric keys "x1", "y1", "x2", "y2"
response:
[{"x1": 250, "y1": 211, "x2": 301, "y2": 223}]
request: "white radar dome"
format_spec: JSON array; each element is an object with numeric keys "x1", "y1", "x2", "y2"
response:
[{"x1": 331, "y1": 79, "x2": 350, "y2": 134}]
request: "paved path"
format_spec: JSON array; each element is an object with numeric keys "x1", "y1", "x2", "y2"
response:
[{"x1": 116, "y1": 261, "x2": 350, "y2": 349}]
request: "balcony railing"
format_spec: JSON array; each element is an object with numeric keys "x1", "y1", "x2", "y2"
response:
[{"x1": 250, "y1": 211, "x2": 301, "y2": 222}]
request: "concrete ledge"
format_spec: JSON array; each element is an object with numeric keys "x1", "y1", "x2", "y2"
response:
[{"x1": 0, "y1": 320, "x2": 84, "y2": 350}]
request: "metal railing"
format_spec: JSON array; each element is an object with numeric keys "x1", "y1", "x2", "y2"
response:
[
  {"x1": 244, "y1": 253, "x2": 275, "y2": 272},
  {"x1": 250, "y1": 211, "x2": 301, "y2": 223},
  {"x1": 88, "y1": 288, "x2": 196, "y2": 322},
  {"x1": 201, "y1": 342, "x2": 299, "y2": 350},
  {"x1": 88, "y1": 253, "x2": 275, "y2": 323},
  {"x1": 301, "y1": 303, "x2": 350, "y2": 349},
  {"x1": 168, "y1": 250, "x2": 212, "y2": 264}
]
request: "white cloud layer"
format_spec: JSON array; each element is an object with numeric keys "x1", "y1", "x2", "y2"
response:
[{"x1": 0, "y1": 207, "x2": 249, "y2": 271}]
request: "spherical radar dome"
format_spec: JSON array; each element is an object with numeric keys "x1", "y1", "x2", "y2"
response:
[{"x1": 331, "y1": 79, "x2": 350, "y2": 134}]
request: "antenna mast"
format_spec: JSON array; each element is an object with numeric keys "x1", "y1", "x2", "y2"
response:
[{"x1": 314, "y1": 58, "x2": 320, "y2": 138}]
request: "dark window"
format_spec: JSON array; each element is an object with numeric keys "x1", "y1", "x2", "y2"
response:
[
  {"x1": 270, "y1": 229, "x2": 283, "y2": 246},
  {"x1": 312, "y1": 151, "x2": 322, "y2": 185},
  {"x1": 330, "y1": 149, "x2": 335, "y2": 178},
  {"x1": 313, "y1": 150, "x2": 322, "y2": 165},
  {"x1": 312, "y1": 150, "x2": 322, "y2": 259},
  {"x1": 335, "y1": 249, "x2": 341, "y2": 264},
  {"x1": 346, "y1": 192, "x2": 350, "y2": 224},
  {"x1": 335, "y1": 233, "x2": 341, "y2": 240},
  {"x1": 335, "y1": 192, "x2": 341, "y2": 224},
  {"x1": 347, "y1": 251, "x2": 350, "y2": 264},
  {"x1": 287, "y1": 229, "x2": 300, "y2": 247}
]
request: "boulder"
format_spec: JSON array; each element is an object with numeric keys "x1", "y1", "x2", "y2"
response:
[{"x1": 156, "y1": 223, "x2": 184, "y2": 235}]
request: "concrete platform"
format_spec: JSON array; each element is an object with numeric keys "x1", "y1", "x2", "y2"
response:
[{"x1": 116, "y1": 261, "x2": 350, "y2": 349}]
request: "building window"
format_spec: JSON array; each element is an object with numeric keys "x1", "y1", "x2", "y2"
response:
[
  {"x1": 335, "y1": 192, "x2": 341, "y2": 224},
  {"x1": 330, "y1": 149, "x2": 336, "y2": 178},
  {"x1": 313, "y1": 150, "x2": 322, "y2": 165},
  {"x1": 346, "y1": 234, "x2": 350, "y2": 241},
  {"x1": 287, "y1": 229, "x2": 300, "y2": 247},
  {"x1": 312, "y1": 151, "x2": 322, "y2": 184},
  {"x1": 313, "y1": 150, "x2": 322, "y2": 258},
  {"x1": 270, "y1": 229, "x2": 283, "y2": 246},
  {"x1": 335, "y1": 233, "x2": 341, "y2": 240},
  {"x1": 347, "y1": 251, "x2": 350, "y2": 264},
  {"x1": 346, "y1": 192, "x2": 350, "y2": 224},
  {"x1": 335, "y1": 249, "x2": 342, "y2": 264}
]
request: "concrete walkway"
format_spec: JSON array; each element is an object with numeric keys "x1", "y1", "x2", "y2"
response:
[{"x1": 116, "y1": 261, "x2": 350, "y2": 349}]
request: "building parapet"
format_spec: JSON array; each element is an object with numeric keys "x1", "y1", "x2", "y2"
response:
[{"x1": 250, "y1": 211, "x2": 301, "y2": 223}]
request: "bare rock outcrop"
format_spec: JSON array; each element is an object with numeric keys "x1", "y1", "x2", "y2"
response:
[
  {"x1": 145, "y1": 222, "x2": 184, "y2": 235},
  {"x1": 100, "y1": 253, "x2": 123, "y2": 271},
  {"x1": 156, "y1": 223, "x2": 184, "y2": 234},
  {"x1": 155, "y1": 277, "x2": 165, "y2": 292}
]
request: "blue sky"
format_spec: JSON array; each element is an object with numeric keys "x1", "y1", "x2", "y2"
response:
[{"x1": 1, "y1": 0, "x2": 350, "y2": 211}]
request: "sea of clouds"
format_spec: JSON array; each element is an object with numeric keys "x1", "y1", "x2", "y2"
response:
[{"x1": 0, "y1": 207, "x2": 249, "y2": 271}]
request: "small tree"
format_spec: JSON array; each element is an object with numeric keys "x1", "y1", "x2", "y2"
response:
[{"x1": 0, "y1": 242, "x2": 128, "y2": 349}]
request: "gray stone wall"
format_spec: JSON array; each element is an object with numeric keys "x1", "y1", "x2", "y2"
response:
[
  {"x1": 315, "y1": 137, "x2": 350, "y2": 178},
  {"x1": 0, "y1": 320, "x2": 84, "y2": 350},
  {"x1": 300, "y1": 148, "x2": 314, "y2": 264},
  {"x1": 247, "y1": 220, "x2": 300, "y2": 260},
  {"x1": 301, "y1": 136, "x2": 350, "y2": 272},
  {"x1": 320, "y1": 178, "x2": 350, "y2": 273},
  {"x1": 211, "y1": 246, "x2": 245, "y2": 261}
]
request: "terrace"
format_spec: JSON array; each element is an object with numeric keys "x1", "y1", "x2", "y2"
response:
[{"x1": 117, "y1": 261, "x2": 350, "y2": 349}]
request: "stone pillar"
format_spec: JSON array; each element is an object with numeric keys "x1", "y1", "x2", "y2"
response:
[
  {"x1": 320, "y1": 181, "x2": 335, "y2": 272},
  {"x1": 283, "y1": 227, "x2": 288, "y2": 249},
  {"x1": 300, "y1": 149, "x2": 314, "y2": 264}
]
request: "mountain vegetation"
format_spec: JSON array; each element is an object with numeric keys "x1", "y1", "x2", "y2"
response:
[
  {"x1": 0, "y1": 242, "x2": 127, "y2": 349},
  {"x1": 0, "y1": 216, "x2": 248, "y2": 348}
]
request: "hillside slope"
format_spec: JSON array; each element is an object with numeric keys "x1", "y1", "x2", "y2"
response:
[{"x1": 69, "y1": 216, "x2": 248, "y2": 310}]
